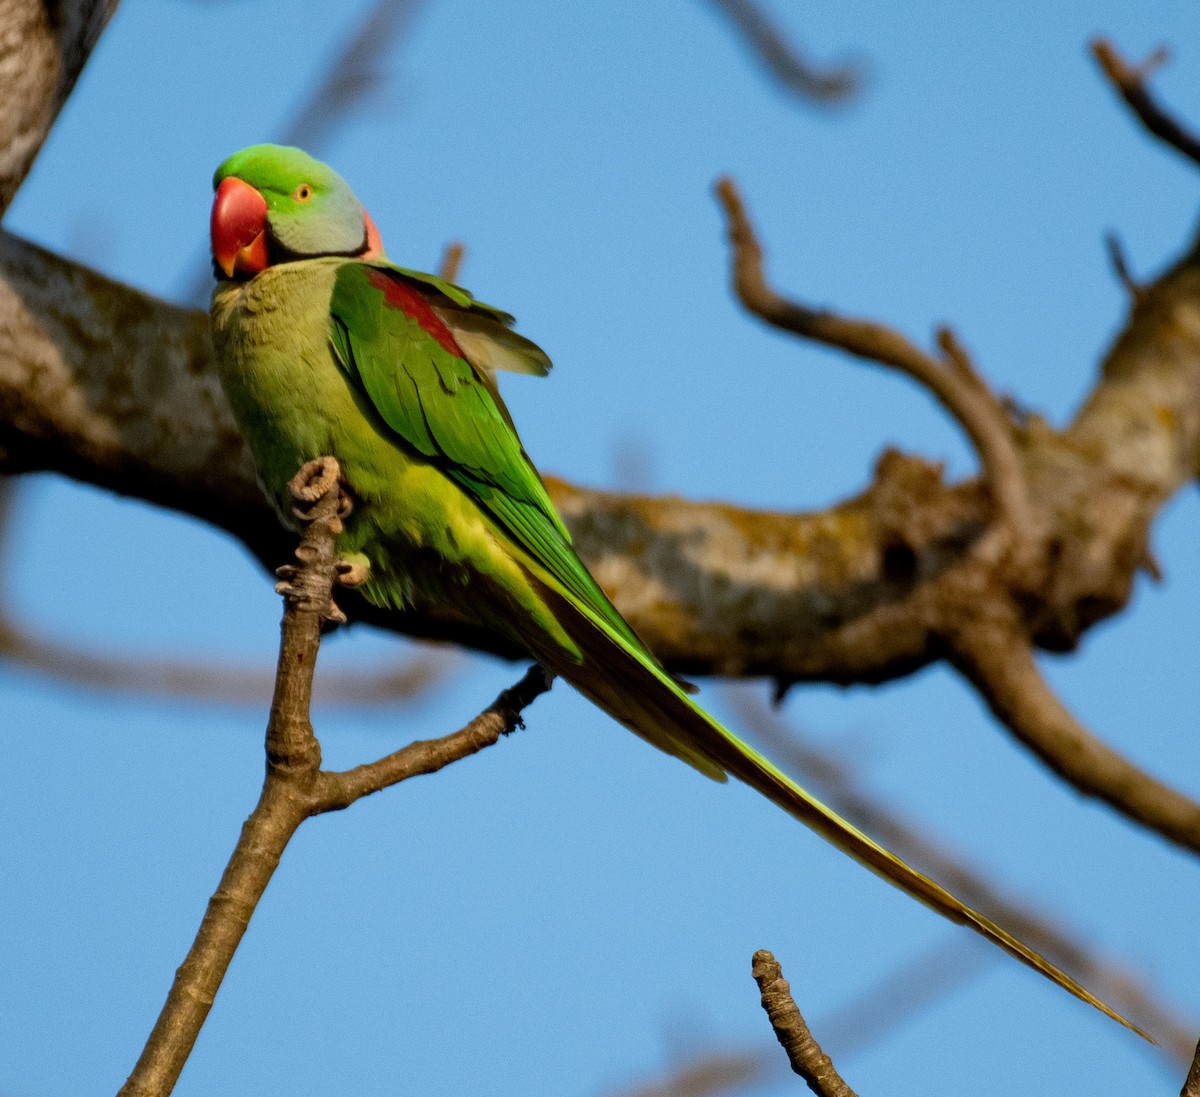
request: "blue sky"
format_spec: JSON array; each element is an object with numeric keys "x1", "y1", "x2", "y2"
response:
[{"x1": 3, "y1": 1, "x2": 1200, "y2": 1094}]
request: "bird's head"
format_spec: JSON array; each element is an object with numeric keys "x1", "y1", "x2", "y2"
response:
[{"x1": 210, "y1": 144, "x2": 384, "y2": 279}]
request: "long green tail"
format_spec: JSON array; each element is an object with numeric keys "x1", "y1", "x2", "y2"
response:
[{"x1": 528, "y1": 577, "x2": 1149, "y2": 1041}]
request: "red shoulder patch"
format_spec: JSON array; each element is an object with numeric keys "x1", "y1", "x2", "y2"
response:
[{"x1": 367, "y1": 269, "x2": 463, "y2": 357}]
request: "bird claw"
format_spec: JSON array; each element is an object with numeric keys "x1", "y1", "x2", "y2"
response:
[
  {"x1": 335, "y1": 553, "x2": 370, "y2": 588},
  {"x1": 274, "y1": 563, "x2": 303, "y2": 600},
  {"x1": 275, "y1": 561, "x2": 348, "y2": 624}
]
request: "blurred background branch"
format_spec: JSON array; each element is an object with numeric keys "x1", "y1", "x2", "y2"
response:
[{"x1": 706, "y1": 0, "x2": 864, "y2": 104}]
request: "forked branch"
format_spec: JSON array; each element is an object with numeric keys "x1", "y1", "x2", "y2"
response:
[
  {"x1": 714, "y1": 176, "x2": 1032, "y2": 538},
  {"x1": 1092, "y1": 39, "x2": 1200, "y2": 167},
  {"x1": 118, "y1": 459, "x2": 551, "y2": 1097}
]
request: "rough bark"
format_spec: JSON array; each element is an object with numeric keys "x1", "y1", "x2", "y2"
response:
[{"x1": 0, "y1": 0, "x2": 120, "y2": 212}]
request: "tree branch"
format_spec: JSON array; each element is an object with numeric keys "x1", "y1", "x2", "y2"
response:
[
  {"x1": 706, "y1": 0, "x2": 863, "y2": 104},
  {"x1": 752, "y1": 950, "x2": 858, "y2": 1097},
  {"x1": 0, "y1": 0, "x2": 119, "y2": 212},
  {"x1": 118, "y1": 459, "x2": 549, "y2": 1097},
  {"x1": 0, "y1": 467, "x2": 454, "y2": 705},
  {"x1": 948, "y1": 602, "x2": 1200, "y2": 856},
  {"x1": 714, "y1": 176, "x2": 1032, "y2": 538},
  {"x1": 438, "y1": 240, "x2": 465, "y2": 282},
  {"x1": 314, "y1": 662, "x2": 552, "y2": 811},
  {"x1": 1092, "y1": 39, "x2": 1200, "y2": 167},
  {"x1": 605, "y1": 1047, "x2": 771, "y2": 1097}
]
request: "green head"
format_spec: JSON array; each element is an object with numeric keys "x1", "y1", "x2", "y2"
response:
[{"x1": 211, "y1": 143, "x2": 383, "y2": 278}]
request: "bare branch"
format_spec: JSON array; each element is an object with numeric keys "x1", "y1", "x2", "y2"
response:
[
  {"x1": 714, "y1": 176, "x2": 1032, "y2": 537},
  {"x1": 1092, "y1": 39, "x2": 1200, "y2": 167},
  {"x1": 314, "y1": 662, "x2": 553, "y2": 811},
  {"x1": 727, "y1": 687, "x2": 1198, "y2": 1062},
  {"x1": 706, "y1": 0, "x2": 863, "y2": 104},
  {"x1": 0, "y1": 0, "x2": 119, "y2": 211},
  {"x1": 948, "y1": 603, "x2": 1200, "y2": 859},
  {"x1": 752, "y1": 951, "x2": 858, "y2": 1097},
  {"x1": 119, "y1": 460, "x2": 549, "y2": 1095},
  {"x1": 118, "y1": 459, "x2": 348, "y2": 1097},
  {"x1": 2, "y1": 89, "x2": 1199, "y2": 855},
  {"x1": 814, "y1": 939, "x2": 991, "y2": 1058},
  {"x1": 0, "y1": 614, "x2": 453, "y2": 705},
  {"x1": 2, "y1": 220, "x2": 1194, "y2": 678},
  {"x1": 1105, "y1": 231, "x2": 1145, "y2": 301}
]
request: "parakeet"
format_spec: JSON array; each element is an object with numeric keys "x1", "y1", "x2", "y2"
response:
[{"x1": 208, "y1": 143, "x2": 1140, "y2": 1037}]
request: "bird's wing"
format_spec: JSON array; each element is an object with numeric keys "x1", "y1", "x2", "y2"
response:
[
  {"x1": 328, "y1": 260, "x2": 638, "y2": 650},
  {"x1": 387, "y1": 262, "x2": 552, "y2": 377}
]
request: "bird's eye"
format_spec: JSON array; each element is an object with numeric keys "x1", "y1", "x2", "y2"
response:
[{"x1": 293, "y1": 184, "x2": 313, "y2": 202}]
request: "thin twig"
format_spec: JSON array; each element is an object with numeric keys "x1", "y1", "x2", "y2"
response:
[
  {"x1": 752, "y1": 951, "x2": 858, "y2": 1097},
  {"x1": 726, "y1": 686, "x2": 1197, "y2": 1063},
  {"x1": 714, "y1": 176, "x2": 1032, "y2": 537},
  {"x1": 1105, "y1": 231, "x2": 1144, "y2": 301},
  {"x1": 278, "y1": 0, "x2": 425, "y2": 153},
  {"x1": 706, "y1": 0, "x2": 863, "y2": 104},
  {"x1": 117, "y1": 458, "x2": 346, "y2": 1097},
  {"x1": 119, "y1": 459, "x2": 550, "y2": 1097},
  {"x1": 314, "y1": 662, "x2": 553, "y2": 811},
  {"x1": 0, "y1": 619, "x2": 453, "y2": 705},
  {"x1": 814, "y1": 938, "x2": 990, "y2": 1058},
  {"x1": 1092, "y1": 39, "x2": 1200, "y2": 167}
]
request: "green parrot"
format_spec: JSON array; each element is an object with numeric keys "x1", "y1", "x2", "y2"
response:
[{"x1": 209, "y1": 143, "x2": 1139, "y2": 1037}]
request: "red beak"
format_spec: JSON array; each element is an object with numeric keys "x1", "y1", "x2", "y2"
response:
[{"x1": 211, "y1": 176, "x2": 269, "y2": 278}]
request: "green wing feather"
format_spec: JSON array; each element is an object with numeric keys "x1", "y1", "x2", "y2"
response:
[
  {"x1": 329, "y1": 261, "x2": 642, "y2": 653},
  {"x1": 326, "y1": 259, "x2": 1146, "y2": 1040},
  {"x1": 384, "y1": 263, "x2": 551, "y2": 377}
]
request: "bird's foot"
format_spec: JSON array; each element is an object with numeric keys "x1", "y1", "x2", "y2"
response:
[
  {"x1": 288, "y1": 457, "x2": 356, "y2": 524},
  {"x1": 335, "y1": 552, "x2": 371, "y2": 588},
  {"x1": 275, "y1": 559, "x2": 348, "y2": 625}
]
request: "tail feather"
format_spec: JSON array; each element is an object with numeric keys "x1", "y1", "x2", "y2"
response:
[{"x1": 528, "y1": 578, "x2": 1150, "y2": 1042}]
